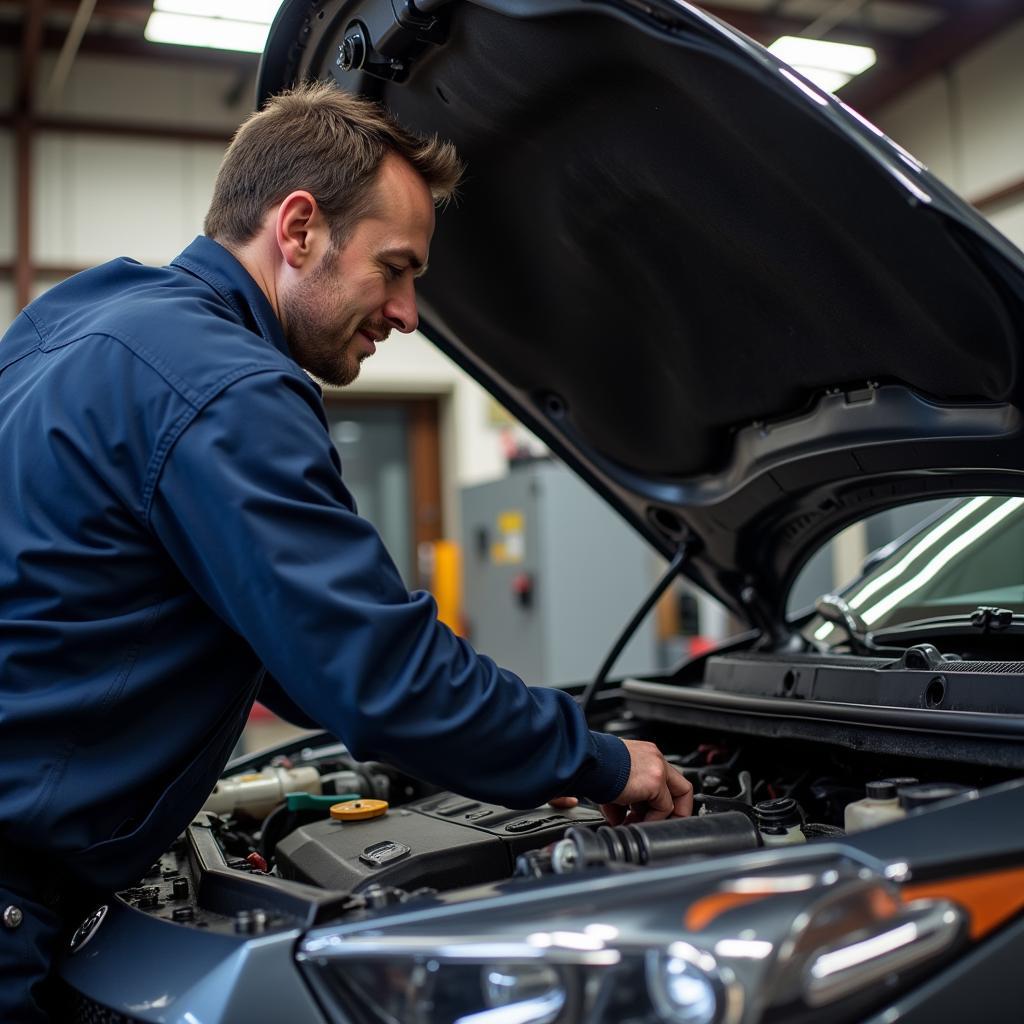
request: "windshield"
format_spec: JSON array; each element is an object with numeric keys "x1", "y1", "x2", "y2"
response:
[{"x1": 804, "y1": 495, "x2": 1024, "y2": 645}]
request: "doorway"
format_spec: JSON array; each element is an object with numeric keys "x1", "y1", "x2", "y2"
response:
[{"x1": 323, "y1": 396, "x2": 443, "y2": 588}]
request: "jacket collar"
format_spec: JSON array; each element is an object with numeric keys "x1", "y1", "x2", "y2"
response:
[{"x1": 171, "y1": 236, "x2": 293, "y2": 362}]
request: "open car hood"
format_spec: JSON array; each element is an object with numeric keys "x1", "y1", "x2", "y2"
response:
[{"x1": 259, "y1": 0, "x2": 1024, "y2": 633}]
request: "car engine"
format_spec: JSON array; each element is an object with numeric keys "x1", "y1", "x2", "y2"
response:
[{"x1": 100, "y1": 702, "x2": 1015, "y2": 943}]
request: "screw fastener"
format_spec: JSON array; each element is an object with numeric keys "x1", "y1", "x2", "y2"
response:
[{"x1": 3, "y1": 905, "x2": 24, "y2": 929}]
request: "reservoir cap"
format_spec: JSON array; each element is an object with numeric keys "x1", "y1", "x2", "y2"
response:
[
  {"x1": 330, "y1": 799, "x2": 389, "y2": 821},
  {"x1": 754, "y1": 796, "x2": 802, "y2": 834},
  {"x1": 865, "y1": 780, "x2": 898, "y2": 801}
]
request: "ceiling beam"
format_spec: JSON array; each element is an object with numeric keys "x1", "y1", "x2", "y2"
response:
[
  {"x1": 841, "y1": 1, "x2": 1023, "y2": 111},
  {"x1": 15, "y1": 0, "x2": 48, "y2": 312},
  {"x1": 0, "y1": 22, "x2": 259, "y2": 70},
  {"x1": 16, "y1": 0, "x2": 48, "y2": 111},
  {"x1": 878, "y1": 0, "x2": 960, "y2": 9},
  {"x1": 36, "y1": 114, "x2": 232, "y2": 144},
  {"x1": 0, "y1": 109, "x2": 233, "y2": 142},
  {"x1": 0, "y1": 0, "x2": 149, "y2": 19},
  {"x1": 972, "y1": 175, "x2": 1024, "y2": 215}
]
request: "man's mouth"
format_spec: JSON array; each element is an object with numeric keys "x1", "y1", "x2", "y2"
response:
[{"x1": 356, "y1": 328, "x2": 382, "y2": 355}]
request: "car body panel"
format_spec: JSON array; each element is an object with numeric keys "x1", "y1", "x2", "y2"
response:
[{"x1": 258, "y1": 0, "x2": 1024, "y2": 627}]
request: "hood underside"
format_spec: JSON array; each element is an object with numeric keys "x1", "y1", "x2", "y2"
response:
[{"x1": 260, "y1": 0, "x2": 1024, "y2": 628}]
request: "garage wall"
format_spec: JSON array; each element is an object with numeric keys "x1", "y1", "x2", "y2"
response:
[
  {"x1": 2, "y1": 46, "x2": 519, "y2": 540},
  {"x1": 32, "y1": 132, "x2": 226, "y2": 267},
  {"x1": 30, "y1": 50, "x2": 249, "y2": 268},
  {"x1": 873, "y1": 16, "x2": 1024, "y2": 249},
  {"x1": 0, "y1": 46, "x2": 14, "y2": 326}
]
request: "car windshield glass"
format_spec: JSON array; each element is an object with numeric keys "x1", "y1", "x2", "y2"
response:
[{"x1": 804, "y1": 495, "x2": 1024, "y2": 643}]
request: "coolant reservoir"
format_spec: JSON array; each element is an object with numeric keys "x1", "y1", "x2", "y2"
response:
[
  {"x1": 202, "y1": 765, "x2": 321, "y2": 819},
  {"x1": 754, "y1": 797, "x2": 806, "y2": 846},
  {"x1": 844, "y1": 779, "x2": 909, "y2": 832}
]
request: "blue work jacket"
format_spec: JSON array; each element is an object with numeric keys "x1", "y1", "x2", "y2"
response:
[{"x1": 0, "y1": 236, "x2": 630, "y2": 889}]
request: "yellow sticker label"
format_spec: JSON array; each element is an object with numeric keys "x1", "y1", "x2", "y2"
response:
[
  {"x1": 497, "y1": 510, "x2": 524, "y2": 534},
  {"x1": 492, "y1": 510, "x2": 525, "y2": 565}
]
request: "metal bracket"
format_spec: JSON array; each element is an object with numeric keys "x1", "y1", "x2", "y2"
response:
[{"x1": 332, "y1": 0, "x2": 447, "y2": 84}]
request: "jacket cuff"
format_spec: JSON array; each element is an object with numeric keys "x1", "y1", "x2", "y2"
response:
[{"x1": 573, "y1": 731, "x2": 631, "y2": 804}]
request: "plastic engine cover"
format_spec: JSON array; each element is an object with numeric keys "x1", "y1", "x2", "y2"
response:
[{"x1": 275, "y1": 792, "x2": 605, "y2": 893}]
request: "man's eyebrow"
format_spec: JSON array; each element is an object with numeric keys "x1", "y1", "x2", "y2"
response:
[{"x1": 379, "y1": 248, "x2": 428, "y2": 277}]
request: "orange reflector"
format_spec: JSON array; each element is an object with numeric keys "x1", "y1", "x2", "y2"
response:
[
  {"x1": 902, "y1": 866, "x2": 1024, "y2": 941},
  {"x1": 685, "y1": 890, "x2": 774, "y2": 931},
  {"x1": 330, "y1": 798, "x2": 389, "y2": 821},
  {"x1": 685, "y1": 865, "x2": 1024, "y2": 940}
]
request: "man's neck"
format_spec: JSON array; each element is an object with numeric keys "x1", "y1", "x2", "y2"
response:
[{"x1": 217, "y1": 236, "x2": 283, "y2": 324}]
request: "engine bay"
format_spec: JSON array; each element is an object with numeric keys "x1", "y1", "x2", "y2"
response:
[{"x1": 107, "y1": 685, "x2": 1021, "y2": 944}]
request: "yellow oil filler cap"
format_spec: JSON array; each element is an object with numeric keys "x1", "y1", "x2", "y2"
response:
[{"x1": 330, "y1": 798, "x2": 389, "y2": 821}]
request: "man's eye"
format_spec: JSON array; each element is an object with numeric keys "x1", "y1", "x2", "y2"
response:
[{"x1": 386, "y1": 264, "x2": 404, "y2": 280}]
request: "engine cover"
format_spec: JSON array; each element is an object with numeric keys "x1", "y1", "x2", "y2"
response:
[{"x1": 275, "y1": 792, "x2": 604, "y2": 893}]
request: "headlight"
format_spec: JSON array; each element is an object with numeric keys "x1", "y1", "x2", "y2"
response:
[
  {"x1": 482, "y1": 962, "x2": 566, "y2": 1021},
  {"x1": 647, "y1": 944, "x2": 727, "y2": 1024},
  {"x1": 297, "y1": 849, "x2": 966, "y2": 1024},
  {"x1": 298, "y1": 933, "x2": 727, "y2": 1024}
]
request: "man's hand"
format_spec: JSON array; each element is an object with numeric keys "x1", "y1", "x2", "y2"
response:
[{"x1": 601, "y1": 738, "x2": 692, "y2": 825}]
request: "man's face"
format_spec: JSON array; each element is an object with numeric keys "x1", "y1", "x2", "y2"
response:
[{"x1": 282, "y1": 154, "x2": 435, "y2": 386}]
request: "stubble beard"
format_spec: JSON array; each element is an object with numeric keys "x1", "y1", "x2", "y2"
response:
[{"x1": 282, "y1": 254, "x2": 364, "y2": 388}]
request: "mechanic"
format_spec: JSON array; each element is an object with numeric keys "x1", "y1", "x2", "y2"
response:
[{"x1": 0, "y1": 82, "x2": 693, "y2": 1020}]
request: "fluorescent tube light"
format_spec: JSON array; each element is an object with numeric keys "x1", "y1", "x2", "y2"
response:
[
  {"x1": 769, "y1": 36, "x2": 876, "y2": 94},
  {"x1": 769, "y1": 36, "x2": 877, "y2": 75},
  {"x1": 154, "y1": 0, "x2": 282, "y2": 22},
  {"x1": 144, "y1": 11, "x2": 272, "y2": 53}
]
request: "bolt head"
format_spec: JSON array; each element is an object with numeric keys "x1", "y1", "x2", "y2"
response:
[
  {"x1": 337, "y1": 29, "x2": 366, "y2": 72},
  {"x1": 3, "y1": 905, "x2": 23, "y2": 929}
]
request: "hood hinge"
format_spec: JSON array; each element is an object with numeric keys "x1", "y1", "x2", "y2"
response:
[{"x1": 331, "y1": 1, "x2": 447, "y2": 84}]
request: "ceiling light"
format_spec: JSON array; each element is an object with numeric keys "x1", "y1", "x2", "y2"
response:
[
  {"x1": 144, "y1": 11, "x2": 273, "y2": 53},
  {"x1": 154, "y1": 0, "x2": 282, "y2": 21},
  {"x1": 145, "y1": 1, "x2": 283, "y2": 53},
  {"x1": 769, "y1": 36, "x2": 877, "y2": 94}
]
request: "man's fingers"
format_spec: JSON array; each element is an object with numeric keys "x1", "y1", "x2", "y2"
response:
[
  {"x1": 666, "y1": 765, "x2": 695, "y2": 817},
  {"x1": 642, "y1": 802, "x2": 673, "y2": 822},
  {"x1": 644, "y1": 778, "x2": 675, "y2": 821},
  {"x1": 601, "y1": 802, "x2": 627, "y2": 826},
  {"x1": 548, "y1": 796, "x2": 578, "y2": 810}
]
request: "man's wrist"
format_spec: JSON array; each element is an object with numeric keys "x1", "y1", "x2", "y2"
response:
[{"x1": 572, "y1": 731, "x2": 631, "y2": 804}]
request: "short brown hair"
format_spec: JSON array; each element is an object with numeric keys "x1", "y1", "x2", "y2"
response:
[{"x1": 204, "y1": 81, "x2": 462, "y2": 247}]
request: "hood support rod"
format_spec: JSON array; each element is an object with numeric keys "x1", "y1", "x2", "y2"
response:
[{"x1": 579, "y1": 542, "x2": 692, "y2": 717}]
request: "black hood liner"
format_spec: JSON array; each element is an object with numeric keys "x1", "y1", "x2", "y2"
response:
[
  {"x1": 379, "y1": 3, "x2": 1019, "y2": 478},
  {"x1": 261, "y1": 0, "x2": 1024, "y2": 625}
]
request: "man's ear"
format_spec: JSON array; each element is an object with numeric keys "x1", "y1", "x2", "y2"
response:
[{"x1": 275, "y1": 191, "x2": 328, "y2": 270}]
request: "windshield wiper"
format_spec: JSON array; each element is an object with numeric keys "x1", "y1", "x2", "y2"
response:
[
  {"x1": 970, "y1": 605, "x2": 1015, "y2": 632},
  {"x1": 813, "y1": 594, "x2": 904, "y2": 656},
  {"x1": 870, "y1": 611, "x2": 1024, "y2": 646}
]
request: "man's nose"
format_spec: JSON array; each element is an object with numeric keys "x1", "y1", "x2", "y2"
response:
[{"x1": 383, "y1": 283, "x2": 419, "y2": 334}]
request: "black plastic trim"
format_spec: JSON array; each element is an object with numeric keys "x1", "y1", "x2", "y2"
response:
[
  {"x1": 623, "y1": 679, "x2": 1024, "y2": 738},
  {"x1": 188, "y1": 818, "x2": 353, "y2": 928}
]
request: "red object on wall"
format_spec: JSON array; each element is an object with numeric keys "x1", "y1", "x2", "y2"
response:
[{"x1": 247, "y1": 701, "x2": 274, "y2": 722}]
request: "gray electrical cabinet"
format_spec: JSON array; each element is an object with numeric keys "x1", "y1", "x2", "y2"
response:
[{"x1": 460, "y1": 460, "x2": 658, "y2": 687}]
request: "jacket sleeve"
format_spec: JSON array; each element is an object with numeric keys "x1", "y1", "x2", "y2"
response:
[
  {"x1": 147, "y1": 368, "x2": 630, "y2": 809},
  {"x1": 257, "y1": 673, "x2": 321, "y2": 730}
]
